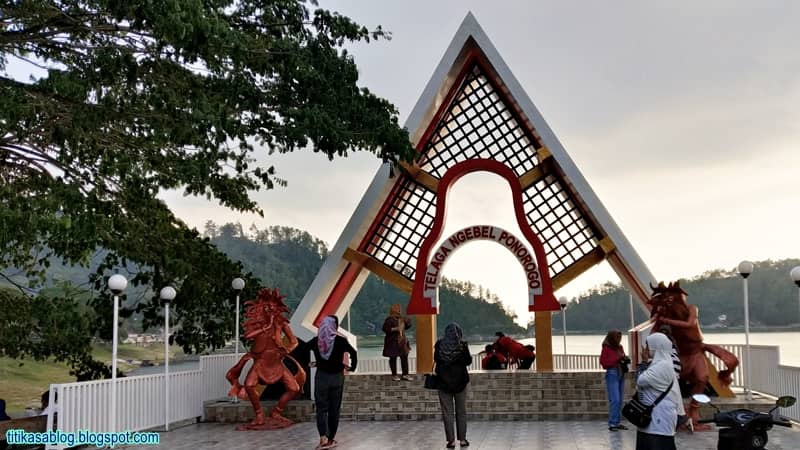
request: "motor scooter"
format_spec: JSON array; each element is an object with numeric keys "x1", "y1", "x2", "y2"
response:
[{"x1": 693, "y1": 393, "x2": 795, "y2": 450}]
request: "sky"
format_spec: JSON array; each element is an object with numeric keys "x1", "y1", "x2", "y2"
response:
[{"x1": 71, "y1": 2, "x2": 800, "y2": 324}]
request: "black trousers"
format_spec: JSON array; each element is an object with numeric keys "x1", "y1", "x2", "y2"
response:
[
  {"x1": 314, "y1": 371, "x2": 345, "y2": 440},
  {"x1": 389, "y1": 355, "x2": 409, "y2": 376},
  {"x1": 635, "y1": 430, "x2": 676, "y2": 450},
  {"x1": 519, "y1": 356, "x2": 535, "y2": 370}
]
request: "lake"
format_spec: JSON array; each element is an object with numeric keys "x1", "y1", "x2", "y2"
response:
[
  {"x1": 130, "y1": 331, "x2": 800, "y2": 376},
  {"x1": 356, "y1": 332, "x2": 800, "y2": 367}
]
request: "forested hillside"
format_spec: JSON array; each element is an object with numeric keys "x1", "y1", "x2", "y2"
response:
[
  {"x1": 203, "y1": 222, "x2": 525, "y2": 337},
  {"x1": 563, "y1": 259, "x2": 800, "y2": 332},
  {"x1": 6, "y1": 220, "x2": 797, "y2": 339}
]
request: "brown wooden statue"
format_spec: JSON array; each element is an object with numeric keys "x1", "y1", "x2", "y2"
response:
[
  {"x1": 648, "y1": 281, "x2": 739, "y2": 431},
  {"x1": 226, "y1": 288, "x2": 306, "y2": 430}
]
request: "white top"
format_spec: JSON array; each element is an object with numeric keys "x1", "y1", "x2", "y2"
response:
[
  {"x1": 637, "y1": 333, "x2": 682, "y2": 436},
  {"x1": 637, "y1": 379, "x2": 679, "y2": 436}
]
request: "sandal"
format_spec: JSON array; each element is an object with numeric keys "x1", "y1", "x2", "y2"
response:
[
  {"x1": 460, "y1": 440, "x2": 469, "y2": 447},
  {"x1": 322, "y1": 440, "x2": 338, "y2": 449},
  {"x1": 446, "y1": 442, "x2": 456, "y2": 449}
]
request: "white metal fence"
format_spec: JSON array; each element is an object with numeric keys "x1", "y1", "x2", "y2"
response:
[
  {"x1": 355, "y1": 354, "x2": 604, "y2": 373},
  {"x1": 45, "y1": 343, "x2": 800, "y2": 449},
  {"x1": 48, "y1": 370, "x2": 203, "y2": 449}
]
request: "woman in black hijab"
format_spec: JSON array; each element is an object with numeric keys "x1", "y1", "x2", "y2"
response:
[{"x1": 434, "y1": 323, "x2": 472, "y2": 448}]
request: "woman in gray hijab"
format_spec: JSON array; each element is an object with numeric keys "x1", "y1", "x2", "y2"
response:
[{"x1": 434, "y1": 322, "x2": 472, "y2": 448}]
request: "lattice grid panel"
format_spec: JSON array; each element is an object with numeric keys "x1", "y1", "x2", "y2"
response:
[
  {"x1": 522, "y1": 174, "x2": 599, "y2": 277},
  {"x1": 363, "y1": 178, "x2": 437, "y2": 280},
  {"x1": 417, "y1": 65, "x2": 543, "y2": 179}
]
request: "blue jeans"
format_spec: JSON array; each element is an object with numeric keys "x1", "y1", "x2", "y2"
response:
[{"x1": 605, "y1": 368, "x2": 625, "y2": 427}]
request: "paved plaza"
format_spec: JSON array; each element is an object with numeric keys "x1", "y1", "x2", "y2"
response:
[{"x1": 121, "y1": 420, "x2": 800, "y2": 450}]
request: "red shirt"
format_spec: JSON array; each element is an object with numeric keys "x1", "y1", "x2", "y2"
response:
[
  {"x1": 481, "y1": 352, "x2": 507, "y2": 369},
  {"x1": 600, "y1": 344, "x2": 625, "y2": 370},
  {"x1": 494, "y1": 336, "x2": 534, "y2": 360}
]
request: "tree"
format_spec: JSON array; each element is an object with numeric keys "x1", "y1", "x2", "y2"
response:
[{"x1": 0, "y1": 0, "x2": 414, "y2": 377}]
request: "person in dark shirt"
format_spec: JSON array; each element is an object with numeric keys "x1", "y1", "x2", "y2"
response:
[
  {"x1": 0, "y1": 398, "x2": 10, "y2": 450},
  {"x1": 308, "y1": 315, "x2": 357, "y2": 450},
  {"x1": 435, "y1": 322, "x2": 472, "y2": 448},
  {"x1": 481, "y1": 344, "x2": 507, "y2": 370},
  {"x1": 0, "y1": 398, "x2": 11, "y2": 421}
]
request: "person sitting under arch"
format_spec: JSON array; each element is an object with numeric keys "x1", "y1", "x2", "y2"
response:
[
  {"x1": 493, "y1": 332, "x2": 535, "y2": 370},
  {"x1": 481, "y1": 345, "x2": 507, "y2": 370}
]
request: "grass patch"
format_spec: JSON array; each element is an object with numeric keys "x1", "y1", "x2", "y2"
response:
[{"x1": 0, "y1": 343, "x2": 185, "y2": 416}]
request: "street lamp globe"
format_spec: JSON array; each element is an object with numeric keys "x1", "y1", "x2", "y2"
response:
[
  {"x1": 160, "y1": 286, "x2": 177, "y2": 304},
  {"x1": 790, "y1": 266, "x2": 800, "y2": 287},
  {"x1": 558, "y1": 296, "x2": 568, "y2": 308},
  {"x1": 231, "y1": 278, "x2": 245, "y2": 291},
  {"x1": 108, "y1": 274, "x2": 128, "y2": 294},
  {"x1": 737, "y1": 261, "x2": 754, "y2": 278}
]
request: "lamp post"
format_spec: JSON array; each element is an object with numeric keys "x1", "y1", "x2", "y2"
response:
[
  {"x1": 160, "y1": 286, "x2": 176, "y2": 432},
  {"x1": 558, "y1": 296, "x2": 568, "y2": 356},
  {"x1": 231, "y1": 278, "x2": 245, "y2": 402},
  {"x1": 108, "y1": 274, "x2": 127, "y2": 432},
  {"x1": 791, "y1": 267, "x2": 800, "y2": 325},
  {"x1": 629, "y1": 292, "x2": 635, "y2": 330},
  {"x1": 738, "y1": 261, "x2": 753, "y2": 400}
]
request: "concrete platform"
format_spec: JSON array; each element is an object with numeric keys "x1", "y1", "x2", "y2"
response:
[{"x1": 120, "y1": 420, "x2": 800, "y2": 449}]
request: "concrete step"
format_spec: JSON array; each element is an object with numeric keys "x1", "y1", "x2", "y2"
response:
[
  {"x1": 204, "y1": 371, "x2": 639, "y2": 423},
  {"x1": 339, "y1": 399, "x2": 610, "y2": 414},
  {"x1": 204, "y1": 400, "x2": 314, "y2": 423},
  {"x1": 340, "y1": 411, "x2": 607, "y2": 421}
]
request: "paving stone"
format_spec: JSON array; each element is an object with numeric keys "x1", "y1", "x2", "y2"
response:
[{"x1": 120, "y1": 420, "x2": 800, "y2": 450}]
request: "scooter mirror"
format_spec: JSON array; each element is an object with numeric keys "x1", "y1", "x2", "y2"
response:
[
  {"x1": 692, "y1": 394, "x2": 711, "y2": 404},
  {"x1": 776, "y1": 396, "x2": 796, "y2": 408}
]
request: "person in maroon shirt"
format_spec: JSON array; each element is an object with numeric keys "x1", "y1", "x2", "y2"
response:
[{"x1": 493, "y1": 332, "x2": 535, "y2": 369}]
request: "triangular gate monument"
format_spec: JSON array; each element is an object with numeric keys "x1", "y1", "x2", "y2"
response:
[{"x1": 291, "y1": 13, "x2": 658, "y2": 373}]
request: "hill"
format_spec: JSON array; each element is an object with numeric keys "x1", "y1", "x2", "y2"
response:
[
  {"x1": 203, "y1": 222, "x2": 525, "y2": 337},
  {"x1": 562, "y1": 259, "x2": 800, "y2": 333}
]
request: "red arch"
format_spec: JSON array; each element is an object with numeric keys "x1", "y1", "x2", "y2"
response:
[{"x1": 407, "y1": 159, "x2": 560, "y2": 314}]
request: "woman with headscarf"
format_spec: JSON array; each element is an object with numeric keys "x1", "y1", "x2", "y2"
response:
[
  {"x1": 600, "y1": 330, "x2": 630, "y2": 431},
  {"x1": 434, "y1": 322, "x2": 472, "y2": 448},
  {"x1": 308, "y1": 316, "x2": 358, "y2": 450},
  {"x1": 382, "y1": 303, "x2": 413, "y2": 381},
  {"x1": 635, "y1": 332, "x2": 682, "y2": 450}
]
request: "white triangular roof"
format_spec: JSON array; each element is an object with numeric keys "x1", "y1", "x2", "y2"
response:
[{"x1": 290, "y1": 13, "x2": 656, "y2": 341}]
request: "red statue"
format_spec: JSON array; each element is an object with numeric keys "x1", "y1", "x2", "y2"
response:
[
  {"x1": 648, "y1": 281, "x2": 739, "y2": 431},
  {"x1": 226, "y1": 288, "x2": 306, "y2": 430}
]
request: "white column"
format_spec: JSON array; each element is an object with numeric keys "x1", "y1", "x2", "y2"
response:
[
  {"x1": 233, "y1": 293, "x2": 240, "y2": 403},
  {"x1": 629, "y1": 292, "x2": 635, "y2": 330},
  {"x1": 164, "y1": 303, "x2": 170, "y2": 431},
  {"x1": 561, "y1": 308, "x2": 567, "y2": 356},
  {"x1": 743, "y1": 276, "x2": 751, "y2": 400},
  {"x1": 111, "y1": 294, "x2": 119, "y2": 432}
]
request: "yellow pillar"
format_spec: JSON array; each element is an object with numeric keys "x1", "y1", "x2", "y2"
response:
[
  {"x1": 535, "y1": 311, "x2": 553, "y2": 372},
  {"x1": 414, "y1": 314, "x2": 437, "y2": 373}
]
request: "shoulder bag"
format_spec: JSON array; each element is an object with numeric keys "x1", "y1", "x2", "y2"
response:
[
  {"x1": 424, "y1": 361, "x2": 439, "y2": 390},
  {"x1": 622, "y1": 380, "x2": 674, "y2": 428},
  {"x1": 423, "y1": 373, "x2": 439, "y2": 390}
]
